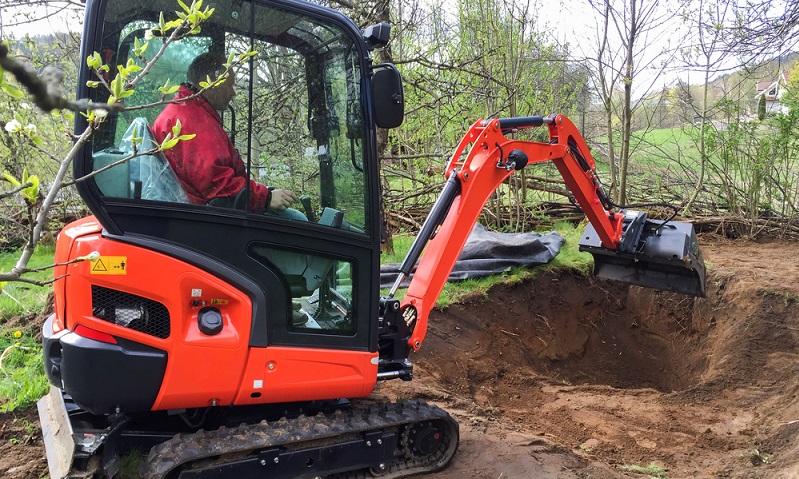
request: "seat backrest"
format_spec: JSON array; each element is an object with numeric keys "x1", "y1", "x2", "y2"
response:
[{"x1": 119, "y1": 118, "x2": 190, "y2": 203}]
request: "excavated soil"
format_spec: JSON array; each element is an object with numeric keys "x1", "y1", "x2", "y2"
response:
[{"x1": 3, "y1": 239, "x2": 799, "y2": 478}]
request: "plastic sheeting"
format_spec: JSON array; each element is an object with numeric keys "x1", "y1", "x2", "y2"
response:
[
  {"x1": 380, "y1": 223, "x2": 565, "y2": 289},
  {"x1": 119, "y1": 118, "x2": 190, "y2": 203}
]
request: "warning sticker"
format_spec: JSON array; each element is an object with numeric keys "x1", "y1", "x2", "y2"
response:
[{"x1": 90, "y1": 256, "x2": 127, "y2": 275}]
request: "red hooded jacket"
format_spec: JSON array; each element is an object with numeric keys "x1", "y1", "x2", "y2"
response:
[{"x1": 152, "y1": 86, "x2": 270, "y2": 211}]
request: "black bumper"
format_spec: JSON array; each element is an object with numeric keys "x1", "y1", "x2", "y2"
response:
[{"x1": 42, "y1": 315, "x2": 168, "y2": 415}]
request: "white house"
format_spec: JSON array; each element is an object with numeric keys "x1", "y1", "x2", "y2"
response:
[{"x1": 755, "y1": 71, "x2": 791, "y2": 115}]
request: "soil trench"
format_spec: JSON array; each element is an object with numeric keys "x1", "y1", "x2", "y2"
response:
[{"x1": 3, "y1": 240, "x2": 799, "y2": 478}]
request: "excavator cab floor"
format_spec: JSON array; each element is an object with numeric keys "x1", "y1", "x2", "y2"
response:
[{"x1": 579, "y1": 220, "x2": 706, "y2": 297}]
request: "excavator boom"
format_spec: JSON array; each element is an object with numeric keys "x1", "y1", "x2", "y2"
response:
[{"x1": 390, "y1": 114, "x2": 705, "y2": 352}]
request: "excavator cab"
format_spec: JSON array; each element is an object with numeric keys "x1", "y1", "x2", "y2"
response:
[{"x1": 69, "y1": 0, "x2": 402, "y2": 356}]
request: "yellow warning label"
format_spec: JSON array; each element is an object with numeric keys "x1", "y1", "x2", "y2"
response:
[
  {"x1": 210, "y1": 298, "x2": 229, "y2": 305},
  {"x1": 90, "y1": 256, "x2": 127, "y2": 275}
]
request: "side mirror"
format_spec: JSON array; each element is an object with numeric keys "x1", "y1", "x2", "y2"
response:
[{"x1": 371, "y1": 65, "x2": 404, "y2": 129}]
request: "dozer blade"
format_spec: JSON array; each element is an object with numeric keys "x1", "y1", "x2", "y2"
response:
[
  {"x1": 579, "y1": 219, "x2": 706, "y2": 297},
  {"x1": 37, "y1": 386, "x2": 76, "y2": 479}
]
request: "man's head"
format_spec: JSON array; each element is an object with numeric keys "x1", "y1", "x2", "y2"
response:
[{"x1": 187, "y1": 52, "x2": 235, "y2": 111}]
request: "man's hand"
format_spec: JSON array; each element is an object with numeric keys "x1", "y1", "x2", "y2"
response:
[{"x1": 268, "y1": 189, "x2": 298, "y2": 211}]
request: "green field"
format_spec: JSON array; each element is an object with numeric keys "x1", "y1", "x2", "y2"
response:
[
  {"x1": 591, "y1": 126, "x2": 701, "y2": 171},
  {"x1": 0, "y1": 245, "x2": 55, "y2": 322},
  {"x1": 0, "y1": 246, "x2": 54, "y2": 412}
]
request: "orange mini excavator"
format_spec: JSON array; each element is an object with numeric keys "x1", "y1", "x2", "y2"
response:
[{"x1": 37, "y1": 0, "x2": 705, "y2": 478}]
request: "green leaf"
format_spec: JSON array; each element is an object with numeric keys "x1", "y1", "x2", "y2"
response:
[
  {"x1": 22, "y1": 175, "x2": 40, "y2": 203},
  {"x1": 3, "y1": 173, "x2": 21, "y2": 188},
  {"x1": 161, "y1": 137, "x2": 180, "y2": 150},
  {"x1": 125, "y1": 58, "x2": 142, "y2": 73},
  {"x1": 87, "y1": 52, "x2": 102, "y2": 70},
  {"x1": 164, "y1": 19, "x2": 183, "y2": 30},
  {"x1": 171, "y1": 119, "x2": 183, "y2": 136},
  {"x1": 86, "y1": 80, "x2": 100, "y2": 88},
  {"x1": 117, "y1": 90, "x2": 135, "y2": 99},
  {"x1": 110, "y1": 73, "x2": 125, "y2": 99},
  {"x1": 0, "y1": 82, "x2": 24, "y2": 99},
  {"x1": 159, "y1": 81, "x2": 180, "y2": 95},
  {"x1": 177, "y1": 134, "x2": 196, "y2": 141},
  {"x1": 132, "y1": 37, "x2": 149, "y2": 57}
]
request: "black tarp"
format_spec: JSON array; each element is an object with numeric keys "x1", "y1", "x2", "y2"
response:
[{"x1": 380, "y1": 223, "x2": 565, "y2": 289}]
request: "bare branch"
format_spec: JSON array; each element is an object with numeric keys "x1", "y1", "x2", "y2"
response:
[
  {"x1": 0, "y1": 181, "x2": 33, "y2": 200},
  {"x1": 0, "y1": 42, "x2": 123, "y2": 114}
]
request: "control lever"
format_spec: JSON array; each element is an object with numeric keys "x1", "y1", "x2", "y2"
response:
[{"x1": 300, "y1": 195, "x2": 317, "y2": 222}]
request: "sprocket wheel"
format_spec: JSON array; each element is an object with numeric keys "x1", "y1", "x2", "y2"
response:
[{"x1": 400, "y1": 420, "x2": 447, "y2": 459}]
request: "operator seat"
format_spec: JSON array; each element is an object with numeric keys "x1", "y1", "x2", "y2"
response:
[{"x1": 92, "y1": 117, "x2": 189, "y2": 203}]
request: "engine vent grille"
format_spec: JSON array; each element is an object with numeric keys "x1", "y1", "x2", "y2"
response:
[{"x1": 91, "y1": 286, "x2": 170, "y2": 339}]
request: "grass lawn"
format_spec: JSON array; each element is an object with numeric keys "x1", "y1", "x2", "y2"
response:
[
  {"x1": 0, "y1": 245, "x2": 55, "y2": 412},
  {"x1": 592, "y1": 126, "x2": 701, "y2": 171},
  {"x1": 0, "y1": 245, "x2": 55, "y2": 322}
]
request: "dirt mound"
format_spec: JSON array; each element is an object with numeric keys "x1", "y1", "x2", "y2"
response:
[{"x1": 372, "y1": 240, "x2": 799, "y2": 478}]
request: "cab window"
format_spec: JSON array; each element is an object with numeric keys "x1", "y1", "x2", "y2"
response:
[{"x1": 90, "y1": 0, "x2": 371, "y2": 236}]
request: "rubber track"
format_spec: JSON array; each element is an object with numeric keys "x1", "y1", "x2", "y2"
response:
[{"x1": 139, "y1": 400, "x2": 459, "y2": 479}]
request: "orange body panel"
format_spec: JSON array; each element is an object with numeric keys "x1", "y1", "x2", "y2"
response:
[
  {"x1": 52, "y1": 217, "x2": 103, "y2": 333},
  {"x1": 234, "y1": 347, "x2": 377, "y2": 405},
  {"x1": 57, "y1": 222, "x2": 378, "y2": 411}
]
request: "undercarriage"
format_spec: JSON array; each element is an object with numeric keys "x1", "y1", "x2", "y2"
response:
[{"x1": 38, "y1": 387, "x2": 459, "y2": 479}]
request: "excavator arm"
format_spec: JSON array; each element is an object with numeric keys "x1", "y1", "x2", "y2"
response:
[{"x1": 386, "y1": 114, "x2": 705, "y2": 352}]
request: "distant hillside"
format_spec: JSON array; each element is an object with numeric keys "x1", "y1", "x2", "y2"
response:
[{"x1": 704, "y1": 51, "x2": 799, "y2": 103}]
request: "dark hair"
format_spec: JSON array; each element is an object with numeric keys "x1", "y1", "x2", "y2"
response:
[{"x1": 186, "y1": 52, "x2": 226, "y2": 86}]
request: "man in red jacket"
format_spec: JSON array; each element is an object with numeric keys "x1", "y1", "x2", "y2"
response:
[{"x1": 153, "y1": 52, "x2": 298, "y2": 213}]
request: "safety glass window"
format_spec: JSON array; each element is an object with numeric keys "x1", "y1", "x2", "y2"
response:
[
  {"x1": 249, "y1": 245, "x2": 356, "y2": 336},
  {"x1": 88, "y1": 0, "x2": 371, "y2": 238}
]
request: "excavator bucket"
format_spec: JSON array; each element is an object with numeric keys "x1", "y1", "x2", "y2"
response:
[{"x1": 579, "y1": 219, "x2": 706, "y2": 297}]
